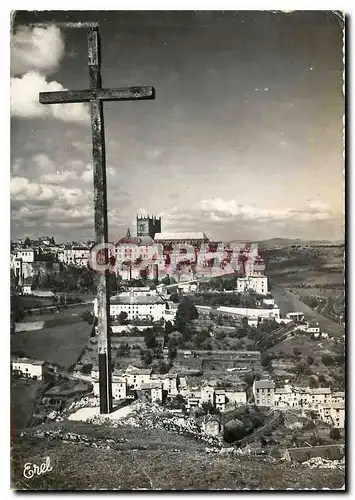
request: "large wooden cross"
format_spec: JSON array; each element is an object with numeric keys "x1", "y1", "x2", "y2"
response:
[{"x1": 38, "y1": 23, "x2": 155, "y2": 414}]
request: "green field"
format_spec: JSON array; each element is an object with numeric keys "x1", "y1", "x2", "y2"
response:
[
  {"x1": 11, "y1": 422, "x2": 345, "y2": 490},
  {"x1": 11, "y1": 322, "x2": 92, "y2": 369},
  {"x1": 11, "y1": 379, "x2": 43, "y2": 430}
]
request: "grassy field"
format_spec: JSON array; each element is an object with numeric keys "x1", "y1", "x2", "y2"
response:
[
  {"x1": 11, "y1": 422, "x2": 345, "y2": 490},
  {"x1": 11, "y1": 322, "x2": 91, "y2": 369}
]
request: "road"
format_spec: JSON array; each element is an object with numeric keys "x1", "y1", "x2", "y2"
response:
[{"x1": 271, "y1": 284, "x2": 344, "y2": 337}]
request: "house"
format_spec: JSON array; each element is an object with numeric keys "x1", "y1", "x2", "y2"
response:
[
  {"x1": 177, "y1": 281, "x2": 198, "y2": 293},
  {"x1": 11, "y1": 357, "x2": 49, "y2": 380},
  {"x1": 225, "y1": 389, "x2": 247, "y2": 406},
  {"x1": 21, "y1": 277, "x2": 32, "y2": 295},
  {"x1": 151, "y1": 373, "x2": 179, "y2": 396},
  {"x1": 91, "y1": 366, "x2": 100, "y2": 381},
  {"x1": 274, "y1": 385, "x2": 293, "y2": 408},
  {"x1": 236, "y1": 275, "x2": 268, "y2": 295},
  {"x1": 201, "y1": 414, "x2": 222, "y2": 436},
  {"x1": 186, "y1": 392, "x2": 201, "y2": 411},
  {"x1": 331, "y1": 392, "x2": 345, "y2": 404},
  {"x1": 122, "y1": 365, "x2": 152, "y2": 389},
  {"x1": 319, "y1": 402, "x2": 345, "y2": 429},
  {"x1": 253, "y1": 379, "x2": 275, "y2": 406},
  {"x1": 286, "y1": 312, "x2": 305, "y2": 322},
  {"x1": 307, "y1": 387, "x2": 332, "y2": 408},
  {"x1": 307, "y1": 323, "x2": 321, "y2": 335},
  {"x1": 94, "y1": 294, "x2": 167, "y2": 322},
  {"x1": 31, "y1": 290, "x2": 55, "y2": 298},
  {"x1": 138, "y1": 381, "x2": 163, "y2": 403},
  {"x1": 201, "y1": 383, "x2": 215, "y2": 405},
  {"x1": 321, "y1": 332, "x2": 329, "y2": 339},
  {"x1": 215, "y1": 389, "x2": 227, "y2": 412},
  {"x1": 283, "y1": 444, "x2": 344, "y2": 463}
]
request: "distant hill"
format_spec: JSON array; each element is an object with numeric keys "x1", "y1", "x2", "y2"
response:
[{"x1": 228, "y1": 238, "x2": 344, "y2": 248}]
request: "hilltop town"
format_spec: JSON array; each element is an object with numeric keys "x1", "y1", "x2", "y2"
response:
[{"x1": 11, "y1": 215, "x2": 345, "y2": 489}]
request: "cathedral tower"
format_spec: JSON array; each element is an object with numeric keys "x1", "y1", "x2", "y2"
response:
[{"x1": 136, "y1": 214, "x2": 161, "y2": 239}]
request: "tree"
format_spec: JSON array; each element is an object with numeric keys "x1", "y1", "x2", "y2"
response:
[
  {"x1": 243, "y1": 373, "x2": 254, "y2": 387},
  {"x1": 165, "y1": 320, "x2": 174, "y2": 335},
  {"x1": 309, "y1": 376, "x2": 319, "y2": 389},
  {"x1": 261, "y1": 353, "x2": 273, "y2": 368},
  {"x1": 140, "y1": 349, "x2": 153, "y2": 367},
  {"x1": 329, "y1": 427, "x2": 341, "y2": 440},
  {"x1": 168, "y1": 345, "x2": 177, "y2": 361},
  {"x1": 307, "y1": 355, "x2": 314, "y2": 365},
  {"x1": 144, "y1": 329, "x2": 158, "y2": 349},
  {"x1": 81, "y1": 364, "x2": 92, "y2": 375},
  {"x1": 117, "y1": 342, "x2": 130, "y2": 357},
  {"x1": 24, "y1": 237, "x2": 31, "y2": 247},
  {"x1": 322, "y1": 354, "x2": 336, "y2": 366},
  {"x1": 118, "y1": 311, "x2": 128, "y2": 325},
  {"x1": 176, "y1": 296, "x2": 198, "y2": 323},
  {"x1": 201, "y1": 401, "x2": 219, "y2": 415}
]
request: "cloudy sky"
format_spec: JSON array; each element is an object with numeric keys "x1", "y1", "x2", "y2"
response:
[{"x1": 11, "y1": 10, "x2": 344, "y2": 243}]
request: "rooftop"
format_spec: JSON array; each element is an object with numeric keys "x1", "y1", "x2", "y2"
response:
[
  {"x1": 308, "y1": 387, "x2": 331, "y2": 395},
  {"x1": 140, "y1": 381, "x2": 162, "y2": 390},
  {"x1": 254, "y1": 379, "x2": 275, "y2": 390},
  {"x1": 333, "y1": 392, "x2": 345, "y2": 398},
  {"x1": 11, "y1": 357, "x2": 45, "y2": 366},
  {"x1": 110, "y1": 294, "x2": 166, "y2": 305},
  {"x1": 115, "y1": 236, "x2": 155, "y2": 246},
  {"x1": 124, "y1": 365, "x2": 152, "y2": 375}
]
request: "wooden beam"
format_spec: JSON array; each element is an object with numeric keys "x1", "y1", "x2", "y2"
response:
[{"x1": 39, "y1": 86, "x2": 155, "y2": 104}]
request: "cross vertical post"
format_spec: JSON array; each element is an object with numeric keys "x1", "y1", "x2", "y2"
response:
[
  {"x1": 88, "y1": 26, "x2": 112, "y2": 414},
  {"x1": 38, "y1": 22, "x2": 155, "y2": 415}
]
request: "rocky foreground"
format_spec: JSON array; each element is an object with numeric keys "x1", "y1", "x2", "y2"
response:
[{"x1": 11, "y1": 420, "x2": 345, "y2": 490}]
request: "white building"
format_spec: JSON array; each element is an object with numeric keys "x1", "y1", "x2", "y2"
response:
[
  {"x1": 307, "y1": 387, "x2": 332, "y2": 408},
  {"x1": 58, "y1": 246, "x2": 90, "y2": 266},
  {"x1": 177, "y1": 281, "x2": 198, "y2": 293},
  {"x1": 331, "y1": 392, "x2": 345, "y2": 405},
  {"x1": 225, "y1": 389, "x2": 247, "y2": 405},
  {"x1": 94, "y1": 294, "x2": 167, "y2": 322},
  {"x1": 139, "y1": 381, "x2": 163, "y2": 403},
  {"x1": 93, "y1": 376, "x2": 127, "y2": 400},
  {"x1": 253, "y1": 379, "x2": 275, "y2": 406},
  {"x1": 286, "y1": 312, "x2": 305, "y2": 322},
  {"x1": 16, "y1": 248, "x2": 36, "y2": 263},
  {"x1": 215, "y1": 390, "x2": 227, "y2": 412},
  {"x1": 200, "y1": 383, "x2": 215, "y2": 404},
  {"x1": 11, "y1": 357, "x2": 49, "y2": 380},
  {"x1": 217, "y1": 305, "x2": 280, "y2": 322},
  {"x1": 319, "y1": 402, "x2": 345, "y2": 429},
  {"x1": 151, "y1": 373, "x2": 179, "y2": 396},
  {"x1": 237, "y1": 275, "x2": 268, "y2": 295},
  {"x1": 121, "y1": 365, "x2": 152, "y2": 389}
]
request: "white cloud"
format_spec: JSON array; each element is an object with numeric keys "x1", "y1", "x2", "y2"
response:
[
  {"x1": 81, "y1": 164, "x2": 116, "y2": 183},
  {"x1": 11, "y1": 25, "x2": 64, "y2": 76},
  {"x1": 199, "y1": 198, "x2": 333, "y2": 222},
  {"x1": 40, "y1": 170, "x2": 79, "y2": 184},
  {"x1": 11, "y1": 71, "x2": 90, "y2": 123},
  {"x1": 11, "y1": 25, "x2": 90, "y2": 124},
  {"x1": 11, "y1": 176, "x2": 90, "y2": 208}
]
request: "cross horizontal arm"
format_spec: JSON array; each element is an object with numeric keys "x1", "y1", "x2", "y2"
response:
[{"x1": 39, "y1": 86, "x2": 155, "y2": 105}]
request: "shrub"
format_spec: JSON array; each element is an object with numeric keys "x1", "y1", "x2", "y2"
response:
[{"x1": 329, "y1": 427, "x2": 341, "y2": 440}]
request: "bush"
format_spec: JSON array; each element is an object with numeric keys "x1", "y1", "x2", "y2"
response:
[
  {"x1": 322, "y1": 354, "x2": 336, "y2": 366},
  {"x1": 223, "y1": 425, "x2": 252, "y2": 443},
  {"x1": 329, "y1": 427, "x2": 341, "y2": 440}
]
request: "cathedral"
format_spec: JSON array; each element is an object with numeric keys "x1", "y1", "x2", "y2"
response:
[{"x1": 114, "y1": 214, "x2": 265, "y2": 281}]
